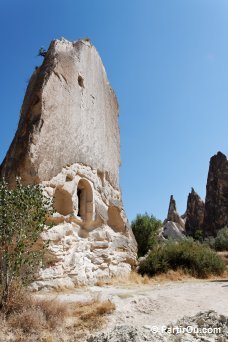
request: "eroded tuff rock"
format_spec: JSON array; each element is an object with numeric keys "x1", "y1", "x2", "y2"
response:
[
  {"x1": 1, "y1": 38, "x2": 120, "y2": 188},
  {"x1": 166, "y1": 195, "x2": 185, "y2": 229},
  {"x1": 0, "y1": 38, "x2": 137, "y2": 288},
  {"x1": 185, "y1": 188, "x2": 205, "y2": 236},
  {"x1": 160, "y1": 195, "x2": 186, "y2": 241},
  {"x1": 204, "y1": 152, "x2": 228, "y2": 236}
]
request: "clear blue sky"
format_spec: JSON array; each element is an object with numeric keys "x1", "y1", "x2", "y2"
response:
[{"x1": 0, "y1": 0, "x2": 227, "y2": 222}]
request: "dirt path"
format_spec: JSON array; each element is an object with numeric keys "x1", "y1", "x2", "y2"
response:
[{"x1": 38, "y1": 279, "x2": 228, "y2": 330}]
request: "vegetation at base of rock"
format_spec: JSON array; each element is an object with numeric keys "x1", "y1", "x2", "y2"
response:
[
  {"x1": 138, "y1": 239, "x2": 226, "y2": 278},
  {"x1": 213, "y1": 227, "x2": 228, "y2": 251},
  {"x1": 192, "y1": 228, "x2": 204, "y2": 242},
  {"x1": 202, "y1": 227, "x2": 228, "y2": 251},
  {"x1": 131, "y1": 213, "x2": 163, "y2": 257},
  {"x1": 0, "y1": 177, "x2": 53, "y2": 309}
]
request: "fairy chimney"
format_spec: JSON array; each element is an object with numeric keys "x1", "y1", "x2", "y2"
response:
[{"x1": 0, "y1": 38, "x2": 137, "y2": 289}]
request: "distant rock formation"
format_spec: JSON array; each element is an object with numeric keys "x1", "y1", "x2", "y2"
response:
[
  {"x1": 165, "y1": 152, "x2": 227, "y2": 239},
  {"x1": 203, "y1": 152, "x2": 228, "y2": 236},
  {"x1": 165, "y1": 195, "x2": 185, "y2": 229},
  {"x1": 160, "y1": 195, "x2": 186, "y2": 241},
  {"x1": 0, "y1": 38, "x2": 137, "y2": 289},
  {"x1": 185, "y1": 188, "x2": 205, "y2": 236}
]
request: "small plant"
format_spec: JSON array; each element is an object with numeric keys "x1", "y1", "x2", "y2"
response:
[
  {"x1": 139, "y1": 239, "x2": 225, "y2": 278},
  {"x1": 37, "y1": 47, "x2": 47, "y2": 57},
  {"x1": 82, "y1": 37, "x2": 91, "y2": 42},
  {"x1": 132, "y1": 213, "x2": 163, "y2": 257}
]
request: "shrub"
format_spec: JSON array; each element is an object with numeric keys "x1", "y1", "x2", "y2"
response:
[
  {"x1": 139, "y1": 239, "x2": 226, "y2": 278},
  {"x1": 203, "y1": 236, "x2": 216, "y2": 249},
  {"x1": 193, "y1": 229, "x2": 204, "y2": 243},
  {"x1": 214, "y1": 227, "x2": 228, "y2": 251},
  {"x1": 132, "y1": 213, "x2": 162, "y2": 257},
  {"x1": 0, "y1": 178, "x2": 53, "y2": 309}
]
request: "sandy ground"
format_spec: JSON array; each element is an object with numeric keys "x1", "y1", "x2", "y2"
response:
[{"x1": 37, "y1": 279, "x2": 228, "y2": 331}]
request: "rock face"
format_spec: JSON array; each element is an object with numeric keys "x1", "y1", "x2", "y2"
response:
[
  {"x1": 162, "y1": 221, "x2": 185, "y2": 241},
  {"x1": 203, "y1": 152, "x2": 228, "y2": 236},
  {"x1": 1, "y1": 38, "x2": 119, "y2": 188},
  {"x1": 185, "y1": 188, "x2": 205, "y2": 236},
  {"x1": 0, "y1": 38, "x2": 137, "y2": 289}
]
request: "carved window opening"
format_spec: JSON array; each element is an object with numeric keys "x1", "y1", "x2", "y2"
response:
[{"x1": 77, "y1": 179, "x2": 93, "y2": 221}]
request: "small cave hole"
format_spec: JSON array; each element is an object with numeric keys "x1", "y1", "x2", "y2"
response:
[
  {"x1": 66, "y1": 174, "x2": 73, "y2": 182},
  {"x1": 78, "y1": 75, "x2": 84, "y2": 88}
]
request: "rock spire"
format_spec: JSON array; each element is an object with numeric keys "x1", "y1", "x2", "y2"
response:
[
  {"x1": 203, "y1": 152, "x2": 228, "y2": 236},
  {"x1": 185, "y1": 188, "x2": 205, "y2": 236}
]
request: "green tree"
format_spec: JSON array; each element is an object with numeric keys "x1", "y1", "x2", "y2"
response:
[
  {"x1": 0, "y1": 178, "x2": 53, "y2": 309},
  {"x1": 132, "y1": 213, "x2": 162, "y2": 257}
]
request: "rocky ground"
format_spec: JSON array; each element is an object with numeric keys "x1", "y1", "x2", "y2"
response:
[
  {"x1": 38, "y1": 279, "x2": 228, "y2": 341},
  {"x1": 88, "y1": 311, "x2": 227, "y2": 341}
]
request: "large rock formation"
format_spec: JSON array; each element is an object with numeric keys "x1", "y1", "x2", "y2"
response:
[
  {"x1": 185, "y1": 188, "x2": 205, "y2": 236},
  {"x1": 1, "y1": 39, "x2": 119, "y2": 188},
  {"x1": 0, "y1": 38, "x2": 137, "y2": 289},
  {"x1": 203, "y1": 152, "x2": 228, "y2": 236}
]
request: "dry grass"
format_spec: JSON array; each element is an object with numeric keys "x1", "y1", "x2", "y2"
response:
[
  {"x1": 95, "y1": 270, "x2": 196, "y2": 286},
  {"x1": 96, "y1": 272, "x2": 151, "y2": 286},
  {"x1": 69, "y1": 299, "x2": 115, "y2": 332},
  {"x1": 0, "y1": 283, "x2": 115, "y2": 341}
]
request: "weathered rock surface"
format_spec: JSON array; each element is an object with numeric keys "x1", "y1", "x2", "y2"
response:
[
  {"x1": 0, "y1": 38, "x2": 120, "y2": 188},
  {"x1": 165, "y1": 195, "x2": 185, "y2": 229},
  {"x1": 160, "y1": 195, "x2": 185, "y2": 240},
  {"x1": 1, "y1": 38, "x2": 137, "y2": 289},
  {"x1": 204, "y1": 152, "x2": 228, "y2": 236},
  {"x1": 161, "y1": 221, "x2": 186, "y2": 241},
  {"x1": 185, "y1": 188, "x2": 205, "y2": 236},
  {"x1": 88, "y1": 311, "x2": 228, "y2": 342}
]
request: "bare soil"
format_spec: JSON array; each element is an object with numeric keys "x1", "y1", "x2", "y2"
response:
[{"x1": 37, "y1": 279, "x2": 228, "y2": 335}]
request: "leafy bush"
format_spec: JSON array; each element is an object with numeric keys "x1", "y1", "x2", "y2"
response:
[
  {"x1": 203, "y1": 236, "x2": 216, "y2": 249},
  {"x1": 131, "y1": 213, "x2": 162, "y2": 257},
  {"x1": 0, "y1": 178, "x2": 53, "y2": 309},
  {"x1": 193, "y1": 229, "x2": 204, "y2": 243},
  {"x1": 139, "y1": 239, "x2": 225, "y2": 278},
  {"x1": 214, "y1": 227, "x2": 228, "y2": 251}
]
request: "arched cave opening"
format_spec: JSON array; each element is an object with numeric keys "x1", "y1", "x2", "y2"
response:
[{"x1": 77, "y1": 179, "x2": 93, "y2": 221}]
